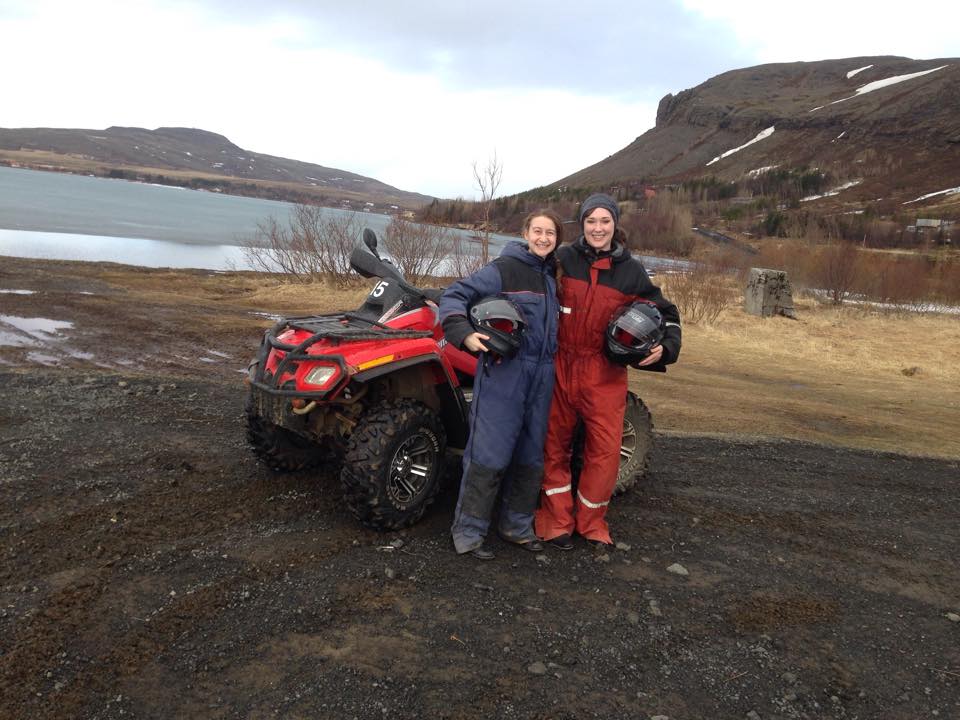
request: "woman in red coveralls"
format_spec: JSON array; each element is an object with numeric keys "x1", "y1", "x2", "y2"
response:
[{"x1": 535, "y1": 193, "x2": 681, "y2": 549}]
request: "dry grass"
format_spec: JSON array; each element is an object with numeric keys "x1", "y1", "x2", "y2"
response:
[
  {"x1": 5, "y1": 257, "x2": 957, "y2": 460},
  {"x1": 118, "y1": 267, "x2": 960, "y2": 459},
  {"x1": 699, "y1": 295, "x2": 960, "y2": 382},
  {"x1": 632, "y1": 295, "x2": 960, "y2": 459}
]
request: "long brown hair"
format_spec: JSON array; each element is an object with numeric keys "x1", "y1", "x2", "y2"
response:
[{"x1": 521, "y1": 209, "x2": 564, "y2": 246}]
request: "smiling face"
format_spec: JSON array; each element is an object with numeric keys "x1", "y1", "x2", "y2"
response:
[
  {"x1": 583, "y1": 208, "x2": 615, "y2": 252},
  {"x1": 523, "y1": 215, "x2": 559, "y2": 258}
]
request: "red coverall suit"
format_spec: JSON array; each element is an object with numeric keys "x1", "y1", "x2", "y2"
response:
[{"x1": 535, "y1": 237, "x2": 681, "y2": 544}]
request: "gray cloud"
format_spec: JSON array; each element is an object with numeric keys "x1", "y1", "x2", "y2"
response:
[{"x1": 195, "y1": 0, "x2": 753, "y2": 100}]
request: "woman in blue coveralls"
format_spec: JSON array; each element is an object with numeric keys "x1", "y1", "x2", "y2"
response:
[{"x1": 439, "y1": 209, "x2": 562, "y2": 560}]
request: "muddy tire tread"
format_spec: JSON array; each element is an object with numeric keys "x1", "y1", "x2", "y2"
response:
[
  {"x1": 244, "y1": 395, "x2": 327, "y2": 473},
  {"x1": 341, "y1": 399, "x2": 446, "y2": 531},
  {"x1": 614, "y1": 392, "x2": 654, "y2": 495}
]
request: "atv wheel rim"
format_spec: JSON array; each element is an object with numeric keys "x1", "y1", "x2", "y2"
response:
[
  {"x1": 388, "y1": 432, "x2": 438, "y2": 505},
  {"x1": 619, "y1": 418, "x2": 637, "y2": 477}
]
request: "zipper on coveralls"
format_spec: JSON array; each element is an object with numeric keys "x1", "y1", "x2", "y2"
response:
[{"x1": 538, "y1": 261, "x2": 550, "y2": 364}]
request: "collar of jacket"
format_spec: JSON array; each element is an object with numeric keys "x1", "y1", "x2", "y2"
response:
[
  {"x1": 572, "y1": 235, "x2": 629, "y2": 264},
  {"x1": 499, "y1": 240, "x2": 557, "y2": 272}
]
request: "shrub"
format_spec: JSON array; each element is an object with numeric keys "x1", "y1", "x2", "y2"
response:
[
  {"x1": 662, "y1": 264, "x2": 733, "y2": 325},
  {"x1": 242, "y1": 205, "x2": 361, "y2": 287},
  {"x1": 812, "y1": 242, "x2": 862, "y2": 305},
  {"x1": 382, "y1": 217, "x2": 452, "y2": 286}
]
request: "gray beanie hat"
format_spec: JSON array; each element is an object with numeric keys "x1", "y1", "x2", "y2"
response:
[{"x1": 578, "y1": 193, "x2": 620, "y2": 226}]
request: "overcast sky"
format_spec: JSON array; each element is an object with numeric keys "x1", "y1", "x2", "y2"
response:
[{"x1": 2, "y1": 0, "x2": 957, "y2": 198}]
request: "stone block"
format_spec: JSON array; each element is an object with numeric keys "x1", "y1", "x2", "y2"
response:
[{"x1": 744, "y1": 268, "x2": 796, "y2": 318}]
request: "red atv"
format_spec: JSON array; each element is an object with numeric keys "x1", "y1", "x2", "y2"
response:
[{"x1": 245, "y1": 229, "x2": 653, "y2": 530}]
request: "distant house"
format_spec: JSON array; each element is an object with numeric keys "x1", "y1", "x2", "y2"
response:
[{"x1": 912, "y1": 218, "x2": 955, "y2": 244}]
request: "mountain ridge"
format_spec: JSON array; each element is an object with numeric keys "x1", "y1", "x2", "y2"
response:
[
  {"x1": 0, "y1": 125, "x2": 432, "y2": 210},
  {"x1": 556, "y1": 55, "x2": 960, "y2": 211}
]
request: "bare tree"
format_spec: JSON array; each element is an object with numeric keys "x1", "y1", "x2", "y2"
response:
[
  {"x1": 815, "y1": 241, "x2": 861, "y2": 305},
  {"x1": 472, "y1": 151, "x2": 503, "y2": 265},
  {"x1": 241, "y1": 205, "x2": 360, "y2": 287},
  {"x1": 382, "y1": 216, "x2": 453, "y2": 286},
  {"x1": 445, "y1": 235, "x2": 486, "y2": 279}
]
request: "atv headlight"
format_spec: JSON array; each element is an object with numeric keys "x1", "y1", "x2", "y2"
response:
[{"x1": 304, "y1": 364, "x2": 339, "y2": 387}]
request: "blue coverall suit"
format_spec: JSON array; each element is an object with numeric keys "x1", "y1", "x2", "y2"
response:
[{"x1": 438, "y1": 241, "x2": 559, "y2": 554}]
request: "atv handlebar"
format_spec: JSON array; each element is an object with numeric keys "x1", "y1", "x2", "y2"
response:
[{"x1": 350, "y1": 229, "x2": 432, "y2": 302}]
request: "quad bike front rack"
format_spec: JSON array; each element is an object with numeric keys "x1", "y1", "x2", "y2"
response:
[{"x1": 249, "y1": 313, "x2": 433, "y2": 399}]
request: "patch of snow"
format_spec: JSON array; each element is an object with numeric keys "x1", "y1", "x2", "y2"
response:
[
  {"x1": 250, "y1": 311, "x2": 284, "y2": 322},
  {"x1": 809, "y1": 105, "x2": 825, "y2": 113},
  {"x1": 829, "y1": 65, "x2": 950, "y2": 108},
  {"x1": 26, "y1": 352, "x2": 61, "y2": 366},
  {"x1": 747, "y1": 165, "x2": 779, "y2": 177},
  {"x1": 0, "y1": 315, "x2": 73, "y2": 339},
  {"x1": 800, "y1": 179, "x2": 862, "y2": 202},
  {"x1": 706, "y1": 127, "x2": 776, "y2": 166},
  {"x1": 808, "y1": 289, "x2": 960, "y2": 315},
  {"x1": 0, "y1": 289, "x2": 35, "y2": 295},
  {"x1": 832, "y1": 131, "x2": 846, "y2": 142},
  {"x1": 902, "y1": 186, "x2": 960, "y2": 204},
  {"x1": 184, "y1": 151, "x2": 192, "y2": 156},
  {"x1": 846, "y1": 64, "x2": 873, "y2": 79},
  {"x1": 204, "y1": 349, "x2": 231, "y2": 358},
  {"x1": 0, "y1": 330, "x2": 38, "y2": 348}
]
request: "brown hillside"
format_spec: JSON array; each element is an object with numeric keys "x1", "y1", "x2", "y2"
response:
[{"x1": 558, "y1": 56, "x2": 960, "y2": 209}]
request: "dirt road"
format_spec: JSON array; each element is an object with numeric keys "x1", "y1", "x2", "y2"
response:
[{"x1": 1, "y1": 259, "x2": 958, "y2": 719}]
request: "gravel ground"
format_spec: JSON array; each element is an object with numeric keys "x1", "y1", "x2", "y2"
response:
[
  {"x1": 1, "y1": 258, "x2": 958, "y2": 719},
  {"x1": 1, "y1": 369, "x2": 958, "y2": 720}
]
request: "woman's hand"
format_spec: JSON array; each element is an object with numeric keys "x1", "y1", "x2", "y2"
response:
[
  {"x1": 636, "y1": 344, "x2": 664, "y2": 367},
  {"x1": 464, "y1": 332, "x2": 490, "y2": 353}
]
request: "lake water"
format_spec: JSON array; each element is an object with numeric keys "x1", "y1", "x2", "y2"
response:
[
  {"x1": 0, "y1": 166, "x2": 519, "y2": 271},
  {"x1": 0, "y1": 166, "x2": 686, "y2": 273}
]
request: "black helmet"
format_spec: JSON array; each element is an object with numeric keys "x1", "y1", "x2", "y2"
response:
[
  {"x1": 468, "y1": 296, "x2": 525, "y2": 358},
  {"x1": 605, "y1": 301, "x2": 664, "y2": 365}
]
